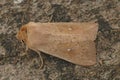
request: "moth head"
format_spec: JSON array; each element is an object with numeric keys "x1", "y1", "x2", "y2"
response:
[{"x1": 16, "y1": 25, "x2": 28, "y2": 44}]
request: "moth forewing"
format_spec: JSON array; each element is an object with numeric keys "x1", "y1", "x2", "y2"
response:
[{"x1": 17, "y1": 22, "x2": 98, "y2": 66}]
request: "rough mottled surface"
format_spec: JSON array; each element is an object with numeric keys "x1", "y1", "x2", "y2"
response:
[{"x1": 0, "y1": 0, "x2": 120, "y2": 80}]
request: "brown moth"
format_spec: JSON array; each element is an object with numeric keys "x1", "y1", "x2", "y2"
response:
[{"x1": 16, "y1": 22, "x2": 98, "y2": 66}]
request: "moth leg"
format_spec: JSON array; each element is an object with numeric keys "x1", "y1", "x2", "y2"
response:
[
  {"x1": 35, "y1": 50, "x2": 44, "y2": 69},
  {"x1": 25, "y1": 46, "x2": 28, "y2": 53},
  {"x1": 23, "y1": 46, "x2": 29, "y2": 56},
  {"x1": 20, "y1": 45, "x2": 29, "y2": 57},
  {"x1": 19, "y1": 40, "x2": 29, "y2": 56}
]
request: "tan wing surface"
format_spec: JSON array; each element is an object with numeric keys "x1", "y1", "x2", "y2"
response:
[{"x1": 26, "y1": 22, "x2": 98, "y2": 66}]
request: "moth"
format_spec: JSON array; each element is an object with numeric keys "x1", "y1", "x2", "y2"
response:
[{"x1": 16, "y1": 22, "x2": 98, "y2": 67}]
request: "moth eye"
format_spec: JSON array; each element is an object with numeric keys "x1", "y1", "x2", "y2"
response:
[{"x1": 22, "y1": 40, "x2": 24, "y2": 43}]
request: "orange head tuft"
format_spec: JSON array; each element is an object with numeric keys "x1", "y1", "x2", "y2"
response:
[{"x1": 16, "y1": 25, "x2": 28, "y2": 44}]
